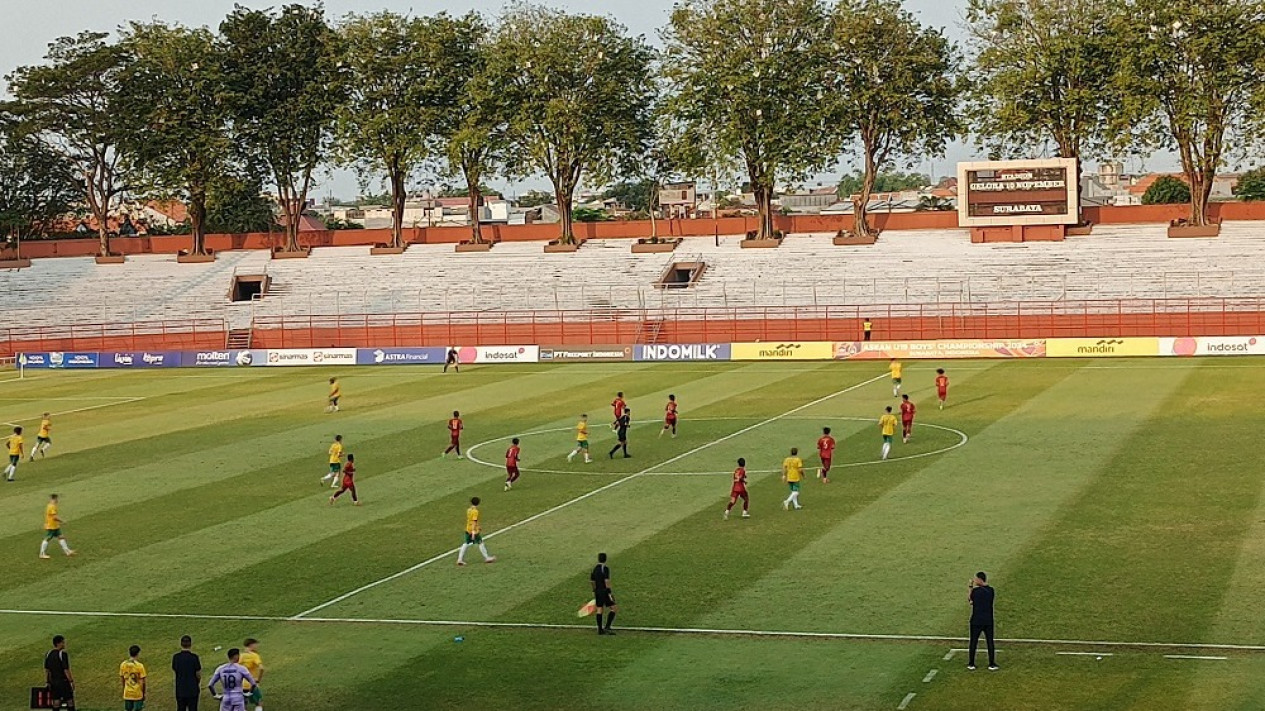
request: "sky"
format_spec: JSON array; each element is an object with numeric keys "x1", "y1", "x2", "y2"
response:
[{"x1": 0, "y1": 0, "x2": 1164, "y2": 200}]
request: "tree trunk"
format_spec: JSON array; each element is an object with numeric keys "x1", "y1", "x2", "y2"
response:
[
  {"x1": 854, "y1": 150, "x2": 879, "y2": 238},
  {"x1": 389, "y1": 169, "x2": 405, "y2": 249},
  {"x1": 553, "y1": 180, "x2": 575, "y2": 244},
  {"x1": 279, "y1": 186, "x2": 300, "y2": 252},
  {"x1": 1188, "y1": 169, "x2": 1212, "y2": 227},
  {"x1": 97, "y1": 221, "x2": 111, "y2": 256},
  {"x1": 464, "y1": 159, "x2": 483, "y2": 244},
  {"x1": 189, "y1": 190, "x2": 208, "y2": 255},
  {"x1": 649, "y1": 179, "x2": 658, "y2": 240},
  {"x1": 752, "y1": 183, "x2": 776, "y2": 240}
]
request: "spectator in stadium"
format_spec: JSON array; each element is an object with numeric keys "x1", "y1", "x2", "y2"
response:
[{"x1": 863, "y1": 318, "x2": 873, "y2": 341}]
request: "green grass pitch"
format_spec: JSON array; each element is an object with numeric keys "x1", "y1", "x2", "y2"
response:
[{"x1": 2, "y1": 359, "x2": 1265, "y2": 711}]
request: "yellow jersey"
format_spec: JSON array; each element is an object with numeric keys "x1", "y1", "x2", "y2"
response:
[
  {"x1": 6, "y1": 434, "x2": 22, "y2": 456},
  {"x1": 38, "y1": 419, "x2": 51, "y2": 438},
  {"x1": 44, "y1": 502, "x2": 59, "y2": 530},
  {"x1": 783, "y1": 456, "x2": 804, "y2": 483},
  {"x1": 119, "y1": 659, "x2": 146, "y2": 701},
  {"x1": 465, "y1": 506, "x2": 481, "y2": 534},
  {"x1": 239, "y1": 650, "x2": 262, "y2": 690},
  {"x1": 890, "y1": 362, "x2": 903, "y2": 380},
  {"x1": 880, "y1": 414, "x2": 898, "y2": 436},
  {"x1": 330, "y1": 383, "x2": 341, "y2": 399},
  {"x1": 576, "y1": 422, "x2": 589, "y2": 442},
  {"x1": 328, "y1": 441, "x2": 344, "y2": 464}
]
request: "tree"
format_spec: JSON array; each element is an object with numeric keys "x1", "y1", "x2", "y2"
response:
[
  {"x1": 488, "y1": 4, "x2": 655, "y2": 244},
  {"x1": 339, "y1": 12, "x2": 483, "y2": 249},
  {"x1": 117, "y1": 22, "x2": 232, "y2": 256},
  {"x1": 836, "y1": 171, "x2": 929, "y2": 198},
  {"x1": 5, "y1": 32, "x2": 131, "y2": 256},
  {"x1": 220, "y1": 4, "x2": 346, "y2": 253},
  {"x1": 515, "y1": 190, "x2": 554, "y2": 208},
  {"x1": 966, "y1": 0, "x2": 1119, "y2": 223},
  {"x1": 437, "y1": 16, "x2": 503, "y2": 244},
  {"x1": 573, "y1": 207, "x2": 612, "y2": 222},
  {"x1": 823, "y1": 0, "x2": 960, "y2": 238},
  {"x1": 1141, "y1": 175, "x2": 1192, "y2": 204},
  {"x1": 1233, "y1": 168, "x2": 1265, "y2": 201},
  {"x1": 204, "y1": 174, "x2": 275, "y2": 235},
  {"x1": 0, "y1": 119, "x2": 81, "y2": 241},
  {"x1": 1110, "y1": 0, "x2": 1265, "y2": 226},
  {"x1": 663, "y1": 0, "x2": 834, "y2": 240},
  {"x1": 604, "y1": 180, "x2": 657, "y2": 213}
]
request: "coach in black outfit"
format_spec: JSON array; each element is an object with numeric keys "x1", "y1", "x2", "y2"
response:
[
  {"x1": 44, "y1": 635, "x2": 75, "y2": 709},
  {"x1": 591, "y1": 552, "x2": 618, "y2": 635},
  {"x1": 172, "y1": 635, "x2": 202, "y2": 711},
  {"x1": 968, "y1": 571, "x2": 998, "y2": 670}
]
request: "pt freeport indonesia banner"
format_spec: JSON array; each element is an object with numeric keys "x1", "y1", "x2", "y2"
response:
[{"x1": 540, "y1": 346, "x2": 633, "y2": 362}]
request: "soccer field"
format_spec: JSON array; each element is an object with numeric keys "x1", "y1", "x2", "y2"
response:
[{"x1": 3, "y1": 359, "x2": 1265, "y2": 711}]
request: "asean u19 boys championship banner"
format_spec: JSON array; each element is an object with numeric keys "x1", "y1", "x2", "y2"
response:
[{"x1": 834, "y1": 340, "x2": 1047, "y2": 360}]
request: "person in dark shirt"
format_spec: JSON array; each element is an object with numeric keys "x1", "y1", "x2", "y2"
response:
[
  {"x1": 968, "y1": 571, "x2": 998, "y2": 670},
  {"x1": 444, "y1": 348, "x2": 460, "y2": 373},
  {"x1": 608, "y1": 409, "x2": 631, "y2": 459},
  {"x1": 590, "y1": 552, "x2": 618, "y2": 636},
  {"x1": 172, "y1": 635, "x2": 202, "y2": 711},
  {"x1": 44, "y1": 635, "x2": 74, "y2": 709}
]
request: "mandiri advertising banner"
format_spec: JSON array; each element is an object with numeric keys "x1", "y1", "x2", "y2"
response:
[
  {"x1": 730, "y1": 342, "x2": 835, "y2": 361},
  {"x1": 1045, "y1": 338, "x2": 1161, "y2": 358}
]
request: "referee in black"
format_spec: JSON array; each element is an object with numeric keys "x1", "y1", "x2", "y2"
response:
[
  {"x1": 608, "y1": 408, "x2": 631, "y2": 459},
  {"x1": 591, "y1": 552, "x2": 617, "y2": 635},
  {"x1": 967, "y1": 571, "x2": 998, "y2": 670}
]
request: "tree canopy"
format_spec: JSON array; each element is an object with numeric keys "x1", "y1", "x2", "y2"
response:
[
  {"x1": 0, "y1": 119, "x2": 81, "y2": 241},
  {"x1": 1141, "y1": 175, "x2": 1192, "y2": 205}
]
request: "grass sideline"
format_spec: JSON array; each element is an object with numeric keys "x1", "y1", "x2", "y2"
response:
[{"x1": 1, "y1": 359, "x2": 1265, "y2": 710}]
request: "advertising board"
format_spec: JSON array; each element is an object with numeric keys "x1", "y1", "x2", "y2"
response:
[
  {"x1": 834, "y1": 340, "x2": 1046, "y2": 360},
  {"x1": 634, "y1": 344, "x2": 731, "y2": 362},
  {"x1": 730, "y1": 342, "x2": 835, "y2": 361},
  {"x1": 1161, "y1": 336, "x2": 1265, "y2": 357},
  {"x1": 263, "y1": 349, "x2": 358, "y2": 367},
  {"x1": 454, "y1": 345, "x2": 540, "y2": 364},
  {"x1": 539, "y1": 346, "x2": 633, "y2": 362},
  {"x1": 957, "y1": 158, "x2": 1079, "y2": 227},
  {"x1": 355, "y1": 347, "x2": 448, "y2": 365},
  {"x1": 1046, "y1": 338, "x2": 1160, "y2": 358}
]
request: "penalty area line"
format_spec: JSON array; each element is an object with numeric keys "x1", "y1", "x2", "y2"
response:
[
  {"x1": 289, "y1": 373, "x2": 888, "y2": 620},
  {"x1": 0, "y1": 609, "x2": 1262, "y2": 654}
]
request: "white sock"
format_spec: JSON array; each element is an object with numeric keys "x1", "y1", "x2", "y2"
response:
[
  {"x1": 39, "y1": 540, "x2": 48, "y2": 556},
  {"x1": 59, "y1": 539, "x2": 71, "y2": 554},
  {"x1": 479, "y1": 543, "x2": 491, "y2": 559},
  {"x1": 4, "y1": 464, "x2": 12, "y2": 478},
  {"x1": 791, "y1": 491, "x2": 800, "y2": 507},
  {"x1": 784, "y1": 493, "x2": 793, "y2": 505},
  {"x1": 881, "y1": 442, "x2": 891, "y2": 460},
  {"x1": 457, "y1": 543, "x2": 469, "y2": 564}
]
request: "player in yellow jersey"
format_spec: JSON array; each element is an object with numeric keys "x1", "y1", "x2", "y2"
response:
[
  {"x1": 456, "y1": 497, "x2": 496, "y2": 566},
  {"x1": 566, "y1": 414, "x2": 592, "y2": 464},
  {"x1": 4, "y1": 425, "x2": 22, "y2": 481},
  {"x1": 240, "y1": 638, "x2": 265, "y2": 711},
  {"x1": 326, "y1": 377, "x2": 341, "y2": 413},
  {"x1": 879, "y1": 406, "x2": 899, "y2": 460},
  {"x1": 119, "y1": 644, "x2": 146, "y2": 711},
  {"x1": 782, "y1": 447, "x2": 805, "y2": 511},
  {"x1": 40, "y1": 493, "x2": 75, "y2": 559},
  {"x1": 321, "y1": 435, "x2": 344, "y2": 487},
  {"x1": 31, "y1": 413, "x2": 52, "y2": 461},
  {"x1": 889, "y1": 358, "x2": 903, "y2": 398}
]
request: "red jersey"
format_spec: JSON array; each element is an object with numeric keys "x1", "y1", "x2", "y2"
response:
[
  {"x1": 900, "y1": 400, "x2": 916, "y2": 421},
  {"x1": 341, "y1": 461, "x2": 356, "y2": 484},
  {"x1": 448, "y1": 418, "x2": 463, "y2": 435},
  {"x1": 935, "y1": 375, "x2": 949, "y2": 392},
  {"x1": 612, "y1": 398, "x2": 626, "y2": 417},
  {"x1": 732, "y1": 467, "x2": 747, "y2": 488},
  {"x1": 506, "y1": 445, "x2": 520, "y2": 466},
  {"x1": 665, "y1": 401, "x2": 678, "y2": 419},
  {"x1": 817, "y1": 435, "x2": 835, "y2": 458}
]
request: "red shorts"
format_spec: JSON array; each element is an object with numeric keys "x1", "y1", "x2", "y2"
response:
[
  {"x1": 665, "y1": 414, "x2": 677, "y2": 424},
  {"x1": 937, "y1": 389, "x2": 948, "y2": 399},
  {"x1": 730, "y1": 486, "x2": 748, "y2": 498},
  {"x1": 341, "y1": 477, "x2": 355, "y2": 489},
  {"x1": 819, "y1": 456, "x2": 832, "y2": 471},
  {"x1": 506, "y1": 464, "x2": 519, "y2": 476},
  {"x1": 450, "y1": 434, "x2": 461, "y2": 444}
]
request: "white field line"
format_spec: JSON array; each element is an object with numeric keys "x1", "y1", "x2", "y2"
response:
[
  {"x1": 921, "y1": 669, "x2": 938, "y2": 683},
  {"x1": 1, "y1": 397, "x2": 146, "y2": 426},
  {"x1": 0, "y1": 396, "x2": 138, "y2": 401},
  {"x1": 291, "y1": 374, "x2": 887, "y2": 619},
  {"x1": 1164, "y1": 655, "x2": 1228, "y2": 661},
  {"x1": 3, "y1": 609, "x2": 1264, "y2": 654},
  {"x1": 897, "y1": 692, "x2": 916, "y2": 710},
  {"x1": 1057, "y1": 651, "x2": 1112, "y2": 657}
]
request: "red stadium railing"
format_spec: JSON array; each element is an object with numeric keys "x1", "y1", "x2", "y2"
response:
[{"x1": 5, "y1": 299, "x2": 1265, "y2": 357}]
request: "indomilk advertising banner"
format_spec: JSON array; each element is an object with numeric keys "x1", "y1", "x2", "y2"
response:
[
  {"x1": 958, "y1": 158, "x2": 1079, "y2": 227},
  {"x1": 634, "y1": 344, "x2": 731, "y2": 361}
]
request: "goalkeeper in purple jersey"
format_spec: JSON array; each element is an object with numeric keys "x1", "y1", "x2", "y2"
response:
[{"x1": 208, "y1": 648, "x2": 258, "y2": 711}]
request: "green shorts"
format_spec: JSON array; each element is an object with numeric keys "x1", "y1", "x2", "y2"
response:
[
  {"x1": 124, "y1": 700, "x2": 145, "y2": 711},
  {"x1": 883, "y1": 434, "x2": 894, "y2": 443},
  {"x1": 45, "y1": 528, "x2": 61, "y2": 540},
  {"x1": 787, "y1": 481, "x2": 801, "y2": 492},
  {"x1": 37, "y1": 436, "x2": 51, "y2": 444},
  {"x1": 329, "y1": 462, "x2": 341, "y2": 473},
  {"x1": 8, "y1": 455, "x2": 17, "y2": 466},
  {"x1": 248, "y1": 687, "x2": 264, "y2": 703},
  {"x1": 464, "y1": 532, "x2": 482, "y2": 544},
  {"x1": 892, "y1": 377, "x2": 902, "y2": 385},
  {"x1": 576, "y1": 440, "x2": 589, "y2": 449}
]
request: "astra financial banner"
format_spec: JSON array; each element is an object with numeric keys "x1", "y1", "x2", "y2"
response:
[{"x1": 356, "y1": 347, "x2": 448, "y2": 365}]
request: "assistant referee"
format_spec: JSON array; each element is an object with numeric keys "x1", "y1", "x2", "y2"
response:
[{"x1": 591, "y1": 553, "x2": 618, "y2": 636}]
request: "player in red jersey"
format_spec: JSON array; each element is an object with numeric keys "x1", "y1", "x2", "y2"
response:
[
  {"x1": 817, "y1": 427, "x2": 836, "y2": 483},
  {"x1": 504, "y1": 437, "x2": 522, "y2": 491},
  {"x1": 935, "y1": 368, "x2": 949, "y2": 410},
  {"x1": 724, "y1": 457, "x2": 750, "y2": 520},
  {"x1": 443, "y1": 411, "x2": 464, "y2": 459},
  {"x1": 329, "y1": 454, "x2": 360, "y2": 505},
  {"x1": 900, "y1": 395, "x2": 916, "y2": 443},
  {"x1": 660, "y1": 394, "x2": 678, "y2": 438},
  {"x1": 611, "y1": 392, "x2": 626, "y2": 431}
]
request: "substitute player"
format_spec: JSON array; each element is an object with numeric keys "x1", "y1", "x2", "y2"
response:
[
  {"x1": 442, "y1": 411, "x2": 463, "y2": 459},
  {"x1": 879, "y1": 407, "x2": 898, "y2": 460},
  {"x1": 566, "y1": 414, "x2": 592, "y2": 464},
  {"x1": 321, "y1": 435, "x2": 344, "y2": 487},
  {"x1": 608, "y1": 408, "x2": 631, "y2": 459},
  {"x1": 817, "y1": 427, "x2": 835, "y2": 483},
  {"x1": 40, "y1": 493, "x2": 75, "y2": 559},
  {"x1": 724, "y1": 457, "x2": 750, "y2": 520},
  {"x1": 326, "y1": 377, "x2": 341, "y2": 413},
  {"x1": 239, "y1": 639, "x2": 264, "y2": 711},
  {"x1": 456, "y1": 497, "x2": 496, "y2": 566},
  {"x1": 208, "y1": 648, "x2": 257, "y2": 711},
  {"x1": 660, "y1": 394, "x2": 678, "y2": 438},
  {"x1": 329, "y1": 454, "x2": 359, "y2": 506},
  {"x1": 782, "y1": 448, "x2": 804, "y2": 511},
  {"x1": 889, "y1": 358, "x2": 903, "y2": 398},
  {"x1": 504, "y1": 438, "x2": 522, "y2": 491},
  {"x1": 610, "y1": 392, "x2": 626, "y2": 431},
  {"x1": 936, "y1": 368, "x2": 950, "y2": 409},
  {"x1": 119, "y1": 645, "x2": 146, "y2": 711},
  {"x1": 900, "y1": 394, "x2": 916, "y2": 443},
  {"x1": 31, "y1": 413, "x2": 51, "y2": 461},
  {"x1": 4, "y1": 425, "x2": 22, "y2": 481}
]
